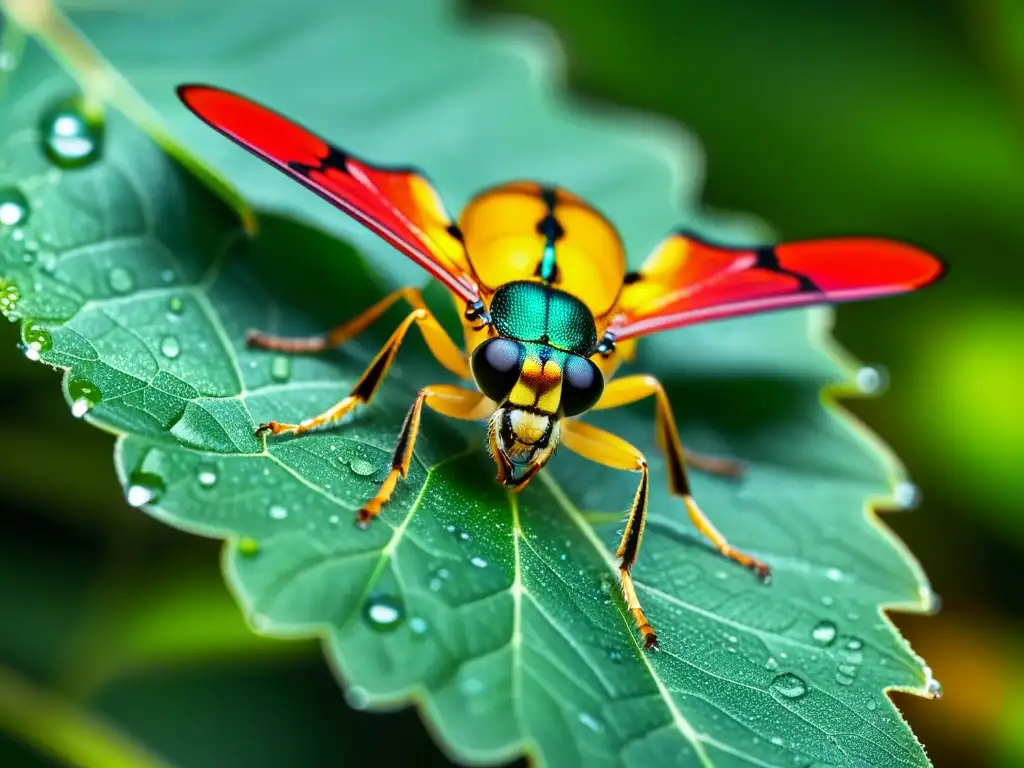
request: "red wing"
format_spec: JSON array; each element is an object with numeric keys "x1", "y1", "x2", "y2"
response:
[
  {"x1": 608, "y1": 232, "x2": 946, "y2": 341},
  {"x1": 177, "y1": 84, "x2": 480, "y2": 303}
]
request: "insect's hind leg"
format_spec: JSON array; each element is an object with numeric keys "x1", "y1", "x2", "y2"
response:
[
  {"x1": 246, "y1": 287, "x2": 428, "y2": 355},
  {"x1": 561, "y1": 420, "x2": 659, "y2": 651},
  {"x1": 256, "y1": 305, "x2": 469, "y2": 437},
  {"x1": 358, "y1": 384, "x2": 489, "y2": 526},
  {"x1": 594, "y1": 374, "x2": 769, "y2": 581}
]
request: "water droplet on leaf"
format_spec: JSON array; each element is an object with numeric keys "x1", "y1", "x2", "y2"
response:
[
  {"x1": 238, "y1": 537, "x2": 260, "y2": 556},
  {"x1": 577, "y1": 712, "x2": 603, "y2": 732},
  {"x1": 108, "y1": 266, "x2": 135, "y2": 295},
  {"x1": 770, "y1": 673, "x2": 807, "y2": 699},
  {"x1": 345, "y1": 686, "x2": 371, "y2": 710},
  {"x1": 167, "y1": 296, "x2": 185, "y2": 317},
  {"x1": 924, "y1": 666, "x2": 943, "y2": 699},
  {"x1": 835, "y1": 670, "x2": 855, "y2": 686},
  {"x1": 866, "y1": 700, "x2": 878, "y2": 711},
  {"x1": 469, "y1": 556, "x2": 488, "y2": 568},
  {"x1": 0, "y1": 187, "x2": 29, "y2": 226},
  {"x1": 160, "y1": 335, "x2": 181, "y2": 359},
  {"x1": 0, "y1": 279, "x2": 19, "y2": 321},
  {"x1": 127, "y1": 471, "x2": 166, "y2": 507},
  {"x1": 409, "y1": 617, "x2": 428, "y2": 635},
  {"x1": 21, "y1": 322, "x2": 51, "y2": 361},
  {"x1": 269, "y1": 505, "x2": 288, "y2": 520},
  {"x1": 812, "y1": 620, "x2": 838, "y2": 646},
  {"x1": 846, "y1": 637, "x2": 863, "y2": 651},
  {"x1": 895, "y1": 481, "x2": 921, "y2": 510},
  {"x1": 68, "y1": 377, "x2": 101, "y2": 417},
  {"x1": 40, "y1": 97, "x2": 103, "y2": 168},
  {"x1": 856, "y1": 365, "x2": 889, "y2": 395},
  {"x1": 825, "y1": 567, "x2": 843, "y2": 582},
  {"x1": 349, "y1": 458, "x2": 376, "y2": 476},
  {"x1": 197, "y1": 466, "x2": 218, "y2": 488},
  {"x1": 363, "y1": 595, "x2": 405, "y2": 632}
]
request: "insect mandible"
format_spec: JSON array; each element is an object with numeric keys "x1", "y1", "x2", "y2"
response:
[{"x1": 178, "y1": 85, "x2": 946, "y2": 651}]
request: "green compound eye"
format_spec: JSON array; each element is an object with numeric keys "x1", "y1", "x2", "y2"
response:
[
  {"x1": 471, "y1": 338, "x2": 525, "y2": 403},
  {"x1": 560, "y1": 354, "x2": 603, "y2": 416}
]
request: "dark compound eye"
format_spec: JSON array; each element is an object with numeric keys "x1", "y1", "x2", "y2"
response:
[
  {"x1": 471, "y1": 338, "x2": 525, "y2": 403},
  {"x1": 561, "y1": 354, "x2": 604, "y2": 416}
]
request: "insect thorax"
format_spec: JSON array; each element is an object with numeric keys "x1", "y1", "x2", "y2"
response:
[{"x1": 489, "y1": 281, "x2": 597, "y2": 357}]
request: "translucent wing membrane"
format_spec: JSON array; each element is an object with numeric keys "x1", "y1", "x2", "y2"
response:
[
  {"x1": 608, "y1": 233, "x2": 946, "y2": 340},
  {"x1": 178, "y1": 85, "x2": 480, "y2": 303}
]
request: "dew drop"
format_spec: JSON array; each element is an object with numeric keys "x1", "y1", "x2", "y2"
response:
[
  {"x1": 459, "y1": 677, "x2": 484, "y2": 696},
  {"x1": 867, "y1": 700, "x2": 878, "y2": 711},
  {"x1": 126, "y1": 472, "x2": 166, "y2": 507},
  {"x1": 409, "y1": 617, "x2": 429, "y2": 636},
  {"x1": 345, "y1": 686, "x2": 371, "y2": 710},
  {"x1": 0, "y1": 187, "x2": 29, "y2": 226},
  {"x1": 924, "y1": 666, "x2": 943, "y2": 699},
  {"x1": 270, "y1": 355, "x2": 291, "y2": 383},
  {"x1": 825, "y1": 567, "x2": 843, "y2": 582},
  {"x1": 606, "y1": 649, "x2": 624, "y2": 664},
  {"x1": 846, "y1": 637, "x2": 863, "y2": 651},
  {"x1": 269, "y1": 505, "x2": 289, "y2": 520},
  {"x1": 238, "y1": 537, "x2": 260, "y2": 556},
  {"x1": 160, "y1": 269, "x2": 175, "y2": 284},
  {"x1": 428, "y1": 567, "x2": 450, "y2": 591},
  {"x1": 895, "y1": 481, "x2": 921, "y2": 510},
  {"x1": 167, "y1": 296, "x2": 185, "y2": 316},
  {"x1": 812, "y1": 620, "x2": 838, "y2": 646},
  {"x1": 348, "y1": 458, "x2": 376, "y2": 477},
  {"x1": 469, "y1": 556, "x2": 488, "y2": 568},
  {"x1": 160, "y1": 335, "x2": 181, "y2": 359},
  {"x1": 21, "y1": 322, "x2": 52, "y2": 361},
  {"x1": 362, "y1": 594, "x2": 405, "y2": 632},
  {"x1": 838, "y1": 663, "x2": 858, "y2": 679},
  {"x1": 770, "y1": 736, "x2": 783, "y2": 747},
  {"x1": 68, "y1": 377, "x2": 101, "y2": 417},
  {"x1": 835, "y1": 670, "x2": 855, "y2": 686},
  {"x1": 577, "y1": 712, "x2": 603, "y2": 732},
  {"x1": 770, "y1": 673, "x2": 808, "y2": 699},
  {"x1": 764, "y1": 656, "x2": 779, "y2": 671},
  {"x1": 108, "y1": 266, "x2": 135, "y2": 295},
  {"x1": 821, "y1": 595, "x2": 835, "y2": 607},
  {"x1": 856, "y1": 365, "x2": 889, "y2": 395},
  {"x1": 197, "y1": 466, "x2": 218, "y2": 488},
  {"x1": 40, "y1": 97, "x2": 104, "y2": 168}
]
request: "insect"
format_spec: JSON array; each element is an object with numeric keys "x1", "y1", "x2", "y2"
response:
[{"x1": 178, "y1": 84, "x2": 946, "y2": 651}]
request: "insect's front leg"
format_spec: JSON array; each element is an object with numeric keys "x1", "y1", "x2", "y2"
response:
[
  {"x1": 255, "y1": 304, "x2": 469, "y2": 437},
  {"x1": 357, "y1": 384, "x2": 489, "y2": 526},
  {"x1": 594, "y1": 374, "x2": 770, "y2": 581},
  {"x1": 561, "y1": 419, "x2": 659, "y2": 651}
]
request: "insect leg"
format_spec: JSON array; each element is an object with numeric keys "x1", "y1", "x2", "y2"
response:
[
  {"x1": 256, "y1": 307, "x2": 470, "y2": 437},
  {"x1": 595, "y1": 374, "x2": 742, "y2": 477},
  {"x1": 247, "y1": 287, "x2": 443, "y2": 357},
  {"x1": 593, "y1": 374, "x2": 769, "y2": 581},
  {"x1": 358, "y1": 384, "x2": 489, "y2": 526},
  {"x1": 561, "y1": 420, "x2": 658, "y2": 651}
]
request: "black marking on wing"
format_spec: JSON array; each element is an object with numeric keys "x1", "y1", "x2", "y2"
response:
[{"x1": 754, "y1": 247, "x2": 821, "y2": 292}]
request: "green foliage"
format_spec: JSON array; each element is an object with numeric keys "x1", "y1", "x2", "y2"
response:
[{"x1": 1, "y1": 1, "x2": 937, "y2": 765}]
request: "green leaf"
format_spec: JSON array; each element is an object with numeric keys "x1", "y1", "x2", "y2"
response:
[{"x1": 1, "y1": 3, "x2": 936, "y2": 766}]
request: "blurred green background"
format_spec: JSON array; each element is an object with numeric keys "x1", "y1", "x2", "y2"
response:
[{"x1": 2, "y1": 0, "x2": 1022, "y2": 766}]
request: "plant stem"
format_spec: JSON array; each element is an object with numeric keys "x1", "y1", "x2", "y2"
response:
[{"x1": 0, "y1": 664, "x2": 175, "y2": 768}]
